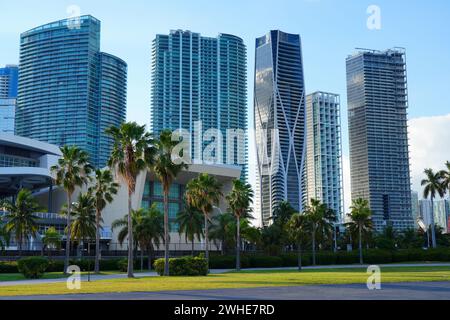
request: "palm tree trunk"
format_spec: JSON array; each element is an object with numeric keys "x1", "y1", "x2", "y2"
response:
[
  {"x1": 78, "y1": 240, "x2": 84, "y2": 259},
  {"x1": 298, "y1": 242, "x2": 302, "y2": 271},
  {"x1": 312, "y1": 225, "x2": 316, "y2": 266},
  {"x1": 430, "y1": 197, "x2": 437, "y2": 248},
  {"x1": 18, "y1": 235, "x2": 22, "y2": 257},
  {"x1": 94, "y1": 208, "x2": 101, "y2": 274},
  {"x1": 163, "y1": 186, "x2": 170, "y2": 276},
  {"x1": 204, "y1": 212, "x2": 209, "y2": 271},
  {"x1": 191, "y1": 238, "x2": 194, "y2": 256},
  {"x1": 148, "y1": 244, "x2": 152, "y2": 271},
  {"x1": 127, "y1": 189, "x2": 134, "y2": 278},
  {"x1": 64, "y1": 193, "x2": 72, "y2": 274},
  {"x1": 359, "y1": 224, "x2": 363, "y2": 264},
  {"x1": 236, "y1": 215, "x2": 241, "y2": 271},
  {"x1": 140, "y1": 245, "x2": 144, "y2": 271}
]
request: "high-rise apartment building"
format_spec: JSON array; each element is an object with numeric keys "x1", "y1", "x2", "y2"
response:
[
  {"x1": 346, "y1": 48, "x2": 413, "y2": 232},
  {"x1": 419, "y1": 199, "x2": 449, "y2": 233},
  {"x1": 411, "y1": 191, "x2": 420, "y2": 228},
  {"x1": 304, "y1": 92, "x2": 343, "y2": 221},
  {"x1": 151, "y1": 30, "x2": 248, "y2": 180},
  {"x1": 0, "y1": 65, "x2": 18, "y2": 133},
  {"x1": 254, "y1": 30, "x2": 306, "y2": 226},
  {"x1": 15, "y1": 16, "x2": 127, "y2": 168},
  {"x1": 0, "y1": 65, "x2": 18, "y2": 99}
]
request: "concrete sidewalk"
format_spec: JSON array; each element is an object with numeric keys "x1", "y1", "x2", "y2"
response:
[{"x1": 1, "y1": 262, "x2": 450, "y2": 287}]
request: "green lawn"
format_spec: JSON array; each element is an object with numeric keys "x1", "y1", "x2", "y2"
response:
[
  {"x1": 0, "y1": 266, "x2": 449, "y2": 297},
  {"x1": 0, "y1": 271, "x2": 130, "y2": 282}
]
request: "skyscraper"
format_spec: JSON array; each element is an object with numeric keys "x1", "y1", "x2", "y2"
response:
[
  {"x1": 151, "y1": 30, "x2": 248, "y2": 180},
  {"x1": 15, "y1": 16, "x2": 127, "y2": 168},
  {"x1": 419, "y1": 199, "x2": 449, "y2": 233},
  {"x1": 411, "y1": 191, "x2": 420, "y2": 228},
  {"x1": 0, "y1": 65, "x2": 18, "y2": 99},
  {"x1": 254, "y1": 30, "x2": 306, "y2": 226},
  {"x1": 304, "y1": 92, "x2": 344, "y2": 221},
  {"x1": 0, "y1": 65, "x2": 18, "y2": 133},
  {"x1": 346, "y1": 48, "x2": 413, "y2": 232}
]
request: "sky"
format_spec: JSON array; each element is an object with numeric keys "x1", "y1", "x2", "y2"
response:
[{"x1": 1, "y1": 0, "x2": 450, "y2": 225}]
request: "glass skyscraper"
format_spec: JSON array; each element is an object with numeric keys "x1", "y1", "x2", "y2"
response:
[
  {"x1": 151, "y1": 30, "x2": 248, "y2": 180},
  {"x1": 254, "y1": 30, "x2": 306, "y2": 226},
  {"x1": 15, "y1": 16, "x2": 127, "y2": 168},
  {"x1": 304, "y1": 92, "x2": 343, "y2": 221},
  {"x1": 0, "y1": 65, "x2": 18, "y2": 98},
  {"x1": 411, "y1": 191, "x2": 420, "y2": 228},
  {"x1": 346, "y1": 48, "x2": 414, "y2": 232},
  {"x1": 0, "y1": 65, "x2": 18, "y2": 133},
  {"x1": 419, "y1": 199, "x2": 449, "y2": 233}
]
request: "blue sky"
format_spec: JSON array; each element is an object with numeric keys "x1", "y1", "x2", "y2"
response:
[{"x1": 1, "y1": 0, "x2": 450, "y2": 217}]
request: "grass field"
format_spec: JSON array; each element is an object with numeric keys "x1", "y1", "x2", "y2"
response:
[
  {"x1": 0, "y1": 266, "x2": 449, "y2": 297},
  {"x1": 0, "y1": 271, "x2": 123, "y2": 282}
]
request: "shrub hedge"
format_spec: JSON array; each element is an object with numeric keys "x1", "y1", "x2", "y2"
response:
[
  {"x1": 154, "y1": 256, "x2": 208, "y2": 276},
  {"x1": 0, "y1": 261, "x2": 18, "y2": 273},
  {"x1": 1, "y1": 248, "x2": 450, "y2": 274},
  {"x1": 17, "y1": 257, "x2": 49, "y2": 279}
]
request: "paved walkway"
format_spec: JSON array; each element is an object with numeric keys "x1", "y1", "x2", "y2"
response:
[
  {"x1": 1, "y1": 263, "x2": 449, "y2": 287},
  {"x1": 2, "y1": 281, "x2": 450, "y2": 300}
]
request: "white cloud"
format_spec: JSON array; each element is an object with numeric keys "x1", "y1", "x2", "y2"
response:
[{"x1": 409, "y1": 114, "x2": 450, "y2": 198}]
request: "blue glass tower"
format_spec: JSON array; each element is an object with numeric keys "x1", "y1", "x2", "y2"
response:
[
  {"x1": 0, "y1": 65, "x2": 18, "y2": 133},
  {"x1": 254, "y1": 31, "x2": 307, "y2": 225},
  {"x1": 151, "y1": 30, "x2": 248, "y2": 180},
  {"x1": 0, "y1": 65, "x2": 18, "y2": 99},
  {"x1": 15, "y1": 16, "x2": 127, "y2": 168}
]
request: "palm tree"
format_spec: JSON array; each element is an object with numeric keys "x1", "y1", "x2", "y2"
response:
[
  {"x1": 440, "y1": 161, "x2": 450, "y2": 198},
  {"x1": 0, "y1": 221, "x2": 10, "y2": 252},
  {"x1": 177, "y1": 202, "x2": 204, "y2": 255},
  {"x1": 147, "y1": 130, "x2": 187, "y2": 276},
  {"x1": 106, "y1": 122, "x2": 154, "y2": 278},
  {"x1": 287, "y1": 213, "x2": 309, "y2": 271},
  {"x1": 421, "y1": 168, "x2": 445, "y2": 248},
  {"x1": 51, "y1": 145, "x2": 93, "y2": 272},
  {"x1": 2, "y1": 189, "x2": 42, "y2": 256},
  {"x1": 111, "y1": 210, "x2": 141, "y2": 251},
  {"x1": 135, "y1": 205, "x2": 164, "y2": 270},
  {"x1": 240, "y1": 221, "x2": 261, "y2": 251},
  {"x1": 226, "y1": 179, "x2": 254, "y2": 271},
  {"x1": 399, "y1": 228, "x2": 422, "y2": 249},
  {"x1": 89, "y1": 169, "x2": 119, "y2": 273},
  {"x1": 42, "y1": 227, "x2": 62, "y2": 257},
  {"x1": 304, "y1": 199, "x2": 330, "y2": 265},
  {"x1": 132, "y1": 209, "x2": 147, "y2": 271},
  {"x1": 317, "y1": 207, "x2": 338, "y2": 251},
  {"x1": 271, "y1": 201, "x2": 296, "y2": 248},
  {"x1": 209, "y1": 212, "x2": 234, "y2": 255},
  {"x1": 64, "y1": 193, "x2": 96, "y2": 257},
  {"x1": 272, "y1": 201, "x2": 296, "y2": 226},
  {"x1": 346, "y1": 198, "x2": 373, "y2": 264},
  {"x1": 186, "y1": 173, "x2": 223, "y2": 269}
]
